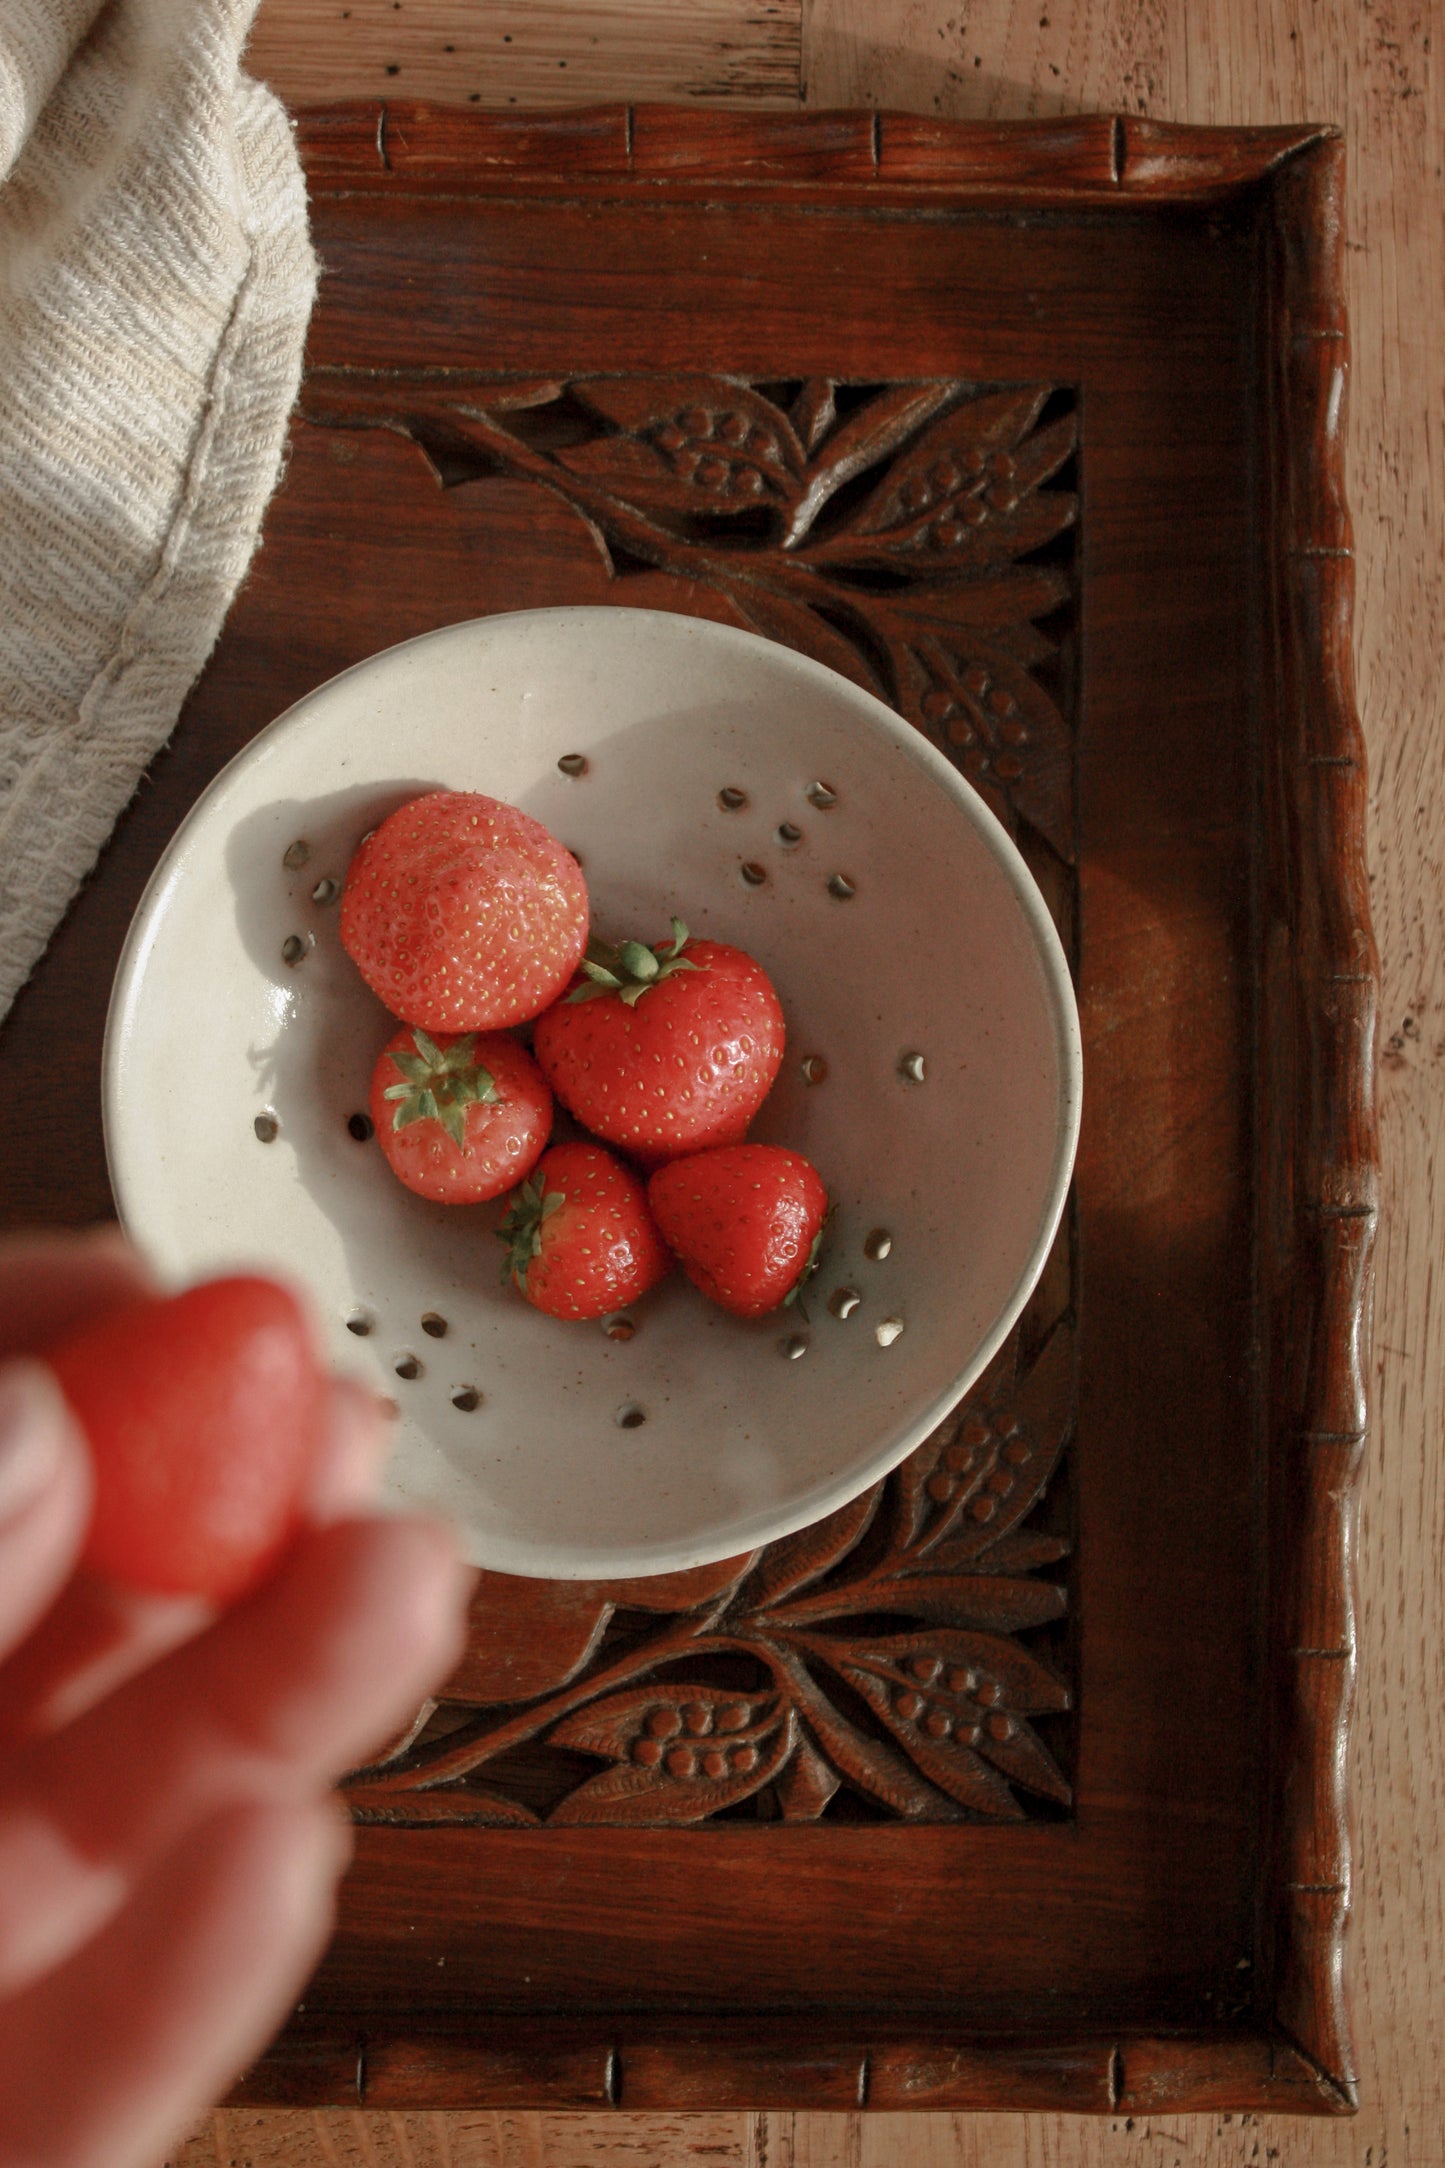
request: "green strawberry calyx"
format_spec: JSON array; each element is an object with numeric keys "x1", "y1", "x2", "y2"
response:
[
  {"x1": 496, "y1": 1170, "x2": 566, "y2": 1291},
  {"x1": 782, "y1": 1209, "x2": 832, "y2": 1317},
  {"x1": 383, "y1": 1030, "x2": 501, "y2": 1151},
  {"x1": 565, "y1": 917, "x2": 703, "y2": 1008}
]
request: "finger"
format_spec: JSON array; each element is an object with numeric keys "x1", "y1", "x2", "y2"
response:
[
  {"x1": 0, "y1": 1227, "x2": 156, "y2": 1358},
  {"x1": 0, "y1": 1362, "x2": 92, "y2": 1664},
  {"x1": 0, "y1": 1577, "x2": 210, "y2": 1748},
  {"x1": 0, "y1": 1375, "x2": 392, "y2": 1745},
  {"x1": 0, "y1": 1516, "x2": 471, "y2": 1994},
  {"x1": 304, "y1": 1375, "x2": 394, "y2": 1522},
  {"x1": 0, "y1": 1796, "x2": 349, "y2": 2168}
]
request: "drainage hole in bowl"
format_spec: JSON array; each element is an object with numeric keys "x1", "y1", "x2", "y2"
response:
[
  {"x1": 282, "y1": 840, "x2": 310, "y2": 870},
  {"x1": 421, "y1": 1313, "x2": 447, "y2": 1338},
  {"x1": 604, "y1": 1314, "x2": 636, "y2": 1342},
  {"x1": 806, "y1": 781, "x2": 838, "y2": 810},
  {"x1": 253, "y1": 1112, "x2": 279, "y2": 1143},
  {"x1": 394, "y1": 1354, "x2": 422, "y2": 1381},
  {"x1": 451, "y1": 1386, "x2": 481, "y2": 1412},
  {"x1": 800, "y1": 1055, "x2": 828, "y2": 1085},
  {"x1": 717, "y1": 786, "x2": 747, "y2": 811},
  {"x1": 826, "y1": 874, "x2": 856, "y2": 901},
  {"x1": 557, "y1": 752, "x2": 588, "y2": 777},
  {"x1": 347, "y1": 1112, "x2": 374, "y2": 1142},
  {"x1": 346, "y1": 1311, "x2": 372, "y2": 1337},
  {"x1": 311, "y1": 875, "x2": 341, "y2": 905},
  {"x1": 863, "y1": 1228, "x2": 893, "y2": 1261},
  {"x1": 281, "y1": 932, "x2": 311, "y2": 965},
  {"x1": 615, "y1": 1402, "x2": 646, "y2": 1429},
  {"x1": 776, "y1": 822, "x2": 802, "y2": 847},
  {"x1": 740, "y1": 862, "x2": 767, "y2": 888}
]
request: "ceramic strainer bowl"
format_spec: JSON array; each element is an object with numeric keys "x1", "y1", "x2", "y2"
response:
[{"x1": 103, "y1": 607, "x2": 1081, "y2": 1579}]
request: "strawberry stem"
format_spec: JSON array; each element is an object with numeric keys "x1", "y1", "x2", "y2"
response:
[
  {"x1": 382, "y1": 1031, "x2": 501, "y2": 1150},
  {"x1": 497, "y1": 1171, "x2": 565, "y2": 1291},
  {"x1": 565, "y1": 917, "x2": 703, "y2": 1008}
]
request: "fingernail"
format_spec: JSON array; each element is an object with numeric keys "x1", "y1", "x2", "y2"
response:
[{"x1": 0, "y1": 1363, "x2": 67, "y2": 1521}]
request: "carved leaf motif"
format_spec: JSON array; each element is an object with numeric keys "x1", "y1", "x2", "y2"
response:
[
  {"x1": 782, "y1": 382, "x2": 958, "y2": 548},
  {"x1": 726, "y1": 581, "x2": 883, "y2": 696},
  {"x1": 742, "y1": 1483, "x2": 883, "y2": 1613},
  {"x1": 549, "y1": 1706, "x2": 796, "y2": 1826},
  {"x1": 552, "y1": 433, "x2": 792, "y2": 518},
  {"x1": 885, "y1": 567, "x2": 1071, "y2": 630},
  {"x1": 906, "y1": 1322, "x2": 1075, "y2": 1564},
  {"x1": 549, "y1": 1683, "x2": 781, "y2": 1762},
  {"x1": 920, "y1": 1529, "x2": 1071, "y2": 1577},
  {"x1": 841, "y1": 1663, "x2": 1025, "y2": 1820},
  {"x1": 769, "y1": 1571, "x2": 1066, "y2": 1634},
  {"x1": 819, "y1": 1628, "x2": 1070, "y2": 1816},
  {"x1": 850, "y1": 386, "x2": 1053, "y2": 536},
  {"x1": 767, "y1": 1643, "x2": 960, "y2": 1821},
  {"x1": 564, "y1": 376, "x2": 806, "y2": 517},
  {"x1": 891, "y1": 631, "x2": 1073, "y2": 860},
  {"x1": 347, "y1": 1784, "x2": 541, "y2": 1827},
  {"x1": 892, "y1": 1333, "x2": 1022, "y2": 1549},
  {"x1": 775, "y1": 1732, "x2": 841, "y2": 1821},
  {"x1": 792, "y1": 378, "x2": 836, "y2": 454},
  {"x1": 970, "y1": 1718, "x2": 1072, "y2": 1806},
  {"x1": 833, "y1": 1629, "x2": 1070, "y2": 1715}
]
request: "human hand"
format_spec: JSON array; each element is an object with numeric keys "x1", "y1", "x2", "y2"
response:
[{"x1": 0, "y1": 1229, "x2": 474, "y2": 2168}]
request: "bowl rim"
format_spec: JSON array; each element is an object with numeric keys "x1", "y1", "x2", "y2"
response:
[{"x1": 103, "y1": 605, "x2": 1083, "y2": 1577}]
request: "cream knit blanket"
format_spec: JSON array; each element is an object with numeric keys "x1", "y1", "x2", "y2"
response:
[{"x1": 0, "y1": 0, "x2": 316, "y2": 1022}]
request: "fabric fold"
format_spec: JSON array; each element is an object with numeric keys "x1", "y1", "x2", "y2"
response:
[{"x1": 0, "y1": 0, "x2": 316, "y2": 1022}]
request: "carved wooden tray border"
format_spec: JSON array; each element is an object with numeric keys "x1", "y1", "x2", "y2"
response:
[{"x1": 235, "y1": 107, "x2": 1376, "y2": 2117}]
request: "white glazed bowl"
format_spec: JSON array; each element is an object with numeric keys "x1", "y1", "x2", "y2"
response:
[{"x1": 104, "y1": 607, "x2": 1081, "y2": 1579}]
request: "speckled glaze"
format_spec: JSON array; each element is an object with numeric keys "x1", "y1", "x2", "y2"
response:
[{"x1": 103, "y1": 608, "x2": 1082, "y2": 1578}]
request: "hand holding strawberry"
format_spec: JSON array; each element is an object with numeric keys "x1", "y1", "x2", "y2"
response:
[
  {"x1": 45, "y1": 1276, "x2": 329, "y2": 1602},
  {"x1": 0, "y1": 1230, "x2": 472, "y2": 2168}
]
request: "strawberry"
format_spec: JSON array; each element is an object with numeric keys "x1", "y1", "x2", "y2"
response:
[
  {"x1": 648, "y1": 1145, "x2": 829, "y2": 1319},
  {"x1": 45, "y1": 1278, "x2": 326, "y2": 1601},
  {"x1": 498, "y1": 1142, "x2": 671, "y2": 1321},
  {"x1": 531, "y1": 919, "x2": 785, "y2": 1164},
  {"x1": 370, "y1": 1026, "x2": 552, "y2": 1204},
  {"x1": 340, "y1": 790, "x2": 589, "y2": 1031}
]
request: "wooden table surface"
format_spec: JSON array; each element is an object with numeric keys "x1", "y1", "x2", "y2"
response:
[{"x1": 168, "y1": 2, "x2": 1442, "y2": 2162}]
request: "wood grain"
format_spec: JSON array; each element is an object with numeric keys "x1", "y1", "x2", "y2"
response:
[
  {"x1": 244, "y1": 0, "x2": 802, "y2": 108},
  {"x1": 165, "y1": 0, "x2": 1440, "y2": 2162}
]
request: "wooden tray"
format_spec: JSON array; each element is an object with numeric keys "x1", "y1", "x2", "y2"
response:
[{"x1": 0, "y1": 108, "x2": 1377, "y2": 2117}]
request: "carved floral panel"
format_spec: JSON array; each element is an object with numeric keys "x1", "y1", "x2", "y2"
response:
[{"x1": 310, "y1": 371, "x2": 1080, "y2": 1826}]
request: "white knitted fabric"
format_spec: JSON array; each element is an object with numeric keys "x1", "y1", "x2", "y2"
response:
[{"x1": 0, "y1": 0, "x2": 316, "y2": 1021}]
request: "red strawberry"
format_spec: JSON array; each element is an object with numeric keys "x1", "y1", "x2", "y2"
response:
[
  {"x1": 648, "y1": 1145, "x2": 829, "y2": 1319},
  {"x1": 532, "y1": 919, "x2": 785, "y2": 1164},
  {"x1": 498, "y1": 1142, "x2": 671, "y2": 1321},
  {"x1": 370, "y1": 1026, "x2": 552, "y2": 1204},
  {"x1": 45, "y1": 1278, "x2": 326, "y2": 1601},
  {"x1": 341, "y1": 790, "x2": 588, "y2": 1031}
]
